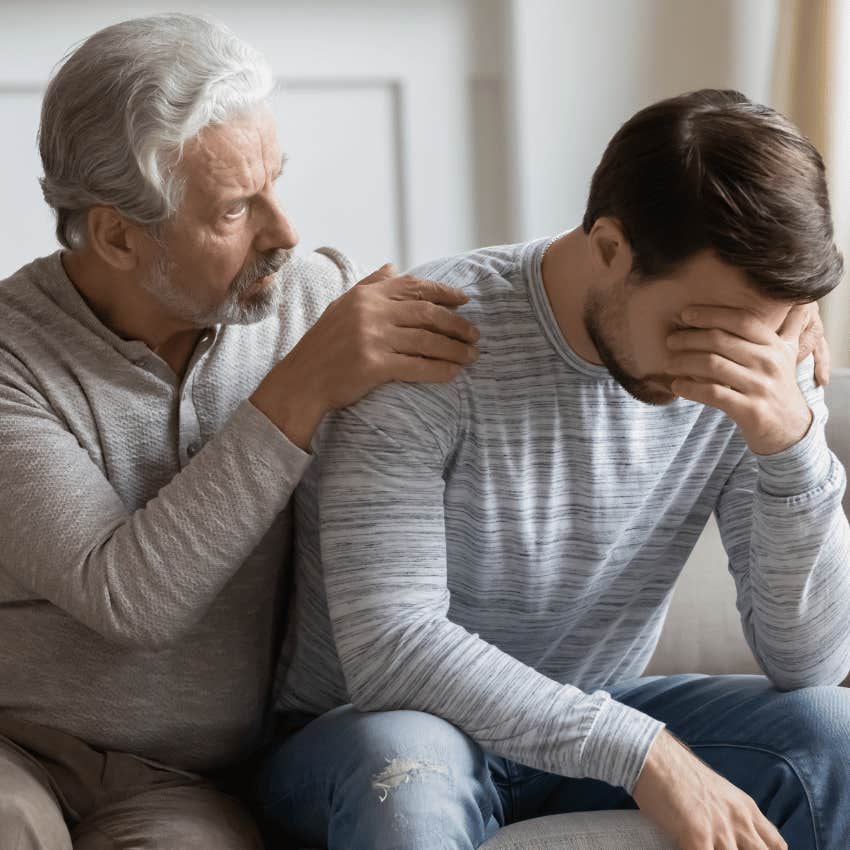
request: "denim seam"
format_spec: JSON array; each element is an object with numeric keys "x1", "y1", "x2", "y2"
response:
[
  {"x1": 689, "y1": 741, "x2": 819, "y2": 850},
  {"x1": 505, "y1": 757, "x2": 521, "y2": 824}
]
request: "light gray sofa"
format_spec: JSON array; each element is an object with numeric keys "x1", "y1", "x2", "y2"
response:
[{"x1": 481, "y1": 368, "x2": 850, "y2": 850}]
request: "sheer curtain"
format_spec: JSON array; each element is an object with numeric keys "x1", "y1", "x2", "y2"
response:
[{"x1": 773, "y1": 0, "x2": 850, "y2": 367}]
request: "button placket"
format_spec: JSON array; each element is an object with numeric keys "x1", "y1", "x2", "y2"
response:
[
  {"x1": 178, "y1": 372, "x2": 202, "y2": 467},
  {"x1": 176, "y1": 331, "x2": 215, "y2": 466}
]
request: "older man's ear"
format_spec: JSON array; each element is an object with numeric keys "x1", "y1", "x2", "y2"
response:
[{"x1": 84, "y1": 206, "x2": 147, "y2": 272}]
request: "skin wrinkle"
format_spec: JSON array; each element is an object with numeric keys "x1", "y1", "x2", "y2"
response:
[
  {"x1": 163, "y1": 102, "x2": 291, "y2": 307},
  {"x1": 138, "y1": 106, "x2": 294, "y2": 328},
  {"x1": 61, "y1": 101, "x2": 299, "y2": 378}
]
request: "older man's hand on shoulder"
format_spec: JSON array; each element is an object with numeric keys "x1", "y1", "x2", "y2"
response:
[{"x1": 252, "y1": 262, "x2": 479, "y2": 450}]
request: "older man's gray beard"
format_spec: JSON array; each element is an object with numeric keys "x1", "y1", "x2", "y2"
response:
[{"x1": 140, "y1": 248, "x2": 293, "y2": 327}]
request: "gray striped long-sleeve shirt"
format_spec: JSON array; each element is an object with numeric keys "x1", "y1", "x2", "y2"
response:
[{"x1": 276, "y1": 237, "x2": 850, "y2": 792}]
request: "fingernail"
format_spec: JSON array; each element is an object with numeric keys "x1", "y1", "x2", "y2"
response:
[{"x1": 468, "y1": 347, "x2": 479, "y2": 362}]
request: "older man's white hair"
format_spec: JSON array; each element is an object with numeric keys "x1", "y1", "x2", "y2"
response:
[{"x1": 38, "y1": 14, "x2": 274, "y2": 250}]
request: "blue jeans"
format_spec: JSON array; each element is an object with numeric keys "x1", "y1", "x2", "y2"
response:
[{"x1": 255, "y1": 675, "x2": 850, "y2": 849}]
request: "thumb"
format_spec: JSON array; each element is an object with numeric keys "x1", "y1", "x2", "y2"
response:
[{"x1": 356, "y1": 262, "x2": 397, "y2": 286}]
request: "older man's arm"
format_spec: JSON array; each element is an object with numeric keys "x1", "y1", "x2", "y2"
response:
[
  {"x1": 0, "y1": 351, "x2": 307, "y2": 649},
  {"x1": 0, "y1": 264, "x2": 478, "y2": 650}
]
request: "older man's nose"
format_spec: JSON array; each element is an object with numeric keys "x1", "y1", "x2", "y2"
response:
[{"x1": 258, "y1": 200, "x2": 298, "y2": 252}]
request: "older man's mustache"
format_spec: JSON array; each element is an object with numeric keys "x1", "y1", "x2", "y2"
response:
[{"x1": 232, "y1": 248, "x2": 293, "y2": 293}]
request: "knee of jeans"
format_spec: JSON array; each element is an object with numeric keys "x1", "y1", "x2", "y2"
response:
[
  {"x1": 346, "y1": 710, "x2": 485, "y2": 801},
  {"x1": 770, "y1": 685, "x2": 850, "y2": 759},
  {"x1": 355, "y1": 710, "x2": 479, "y2": 763}
]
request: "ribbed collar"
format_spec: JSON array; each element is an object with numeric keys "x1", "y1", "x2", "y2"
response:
[{"x1": 522, "y1": 235, "x2": 612, "y2": 381}]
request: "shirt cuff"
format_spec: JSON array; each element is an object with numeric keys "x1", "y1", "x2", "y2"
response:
[
  {"x1": 580, "y1": 693, "x2": 666, "y2": 793},
  {"x1": 756, "y1": 416, "x2": 832, "y2": 497},
  {"x1": 233, "y1": 399, "x2": 313, "y2": 487}
]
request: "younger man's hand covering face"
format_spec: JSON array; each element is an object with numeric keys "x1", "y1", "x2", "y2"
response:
[{"x1": 665, "y1": 301, "x2": 826, "y2": 455}]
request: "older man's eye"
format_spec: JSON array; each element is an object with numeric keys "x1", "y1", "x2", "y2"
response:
[{"x1": 223, "y1": 201, "x2": 248, "y2": 220}]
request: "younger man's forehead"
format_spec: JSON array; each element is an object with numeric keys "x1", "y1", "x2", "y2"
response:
[{"x1": 677, "y1": 250, "x2": 794, "y2": 330}]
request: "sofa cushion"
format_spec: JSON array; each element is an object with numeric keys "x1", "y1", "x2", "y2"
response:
[{"x1": 479, "y1": 811, "x2": 677, "y2": 849}]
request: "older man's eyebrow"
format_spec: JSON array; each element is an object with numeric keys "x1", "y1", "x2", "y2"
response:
[{"x1": 217, "y1": 154, "x2": 288, "y2": 208}]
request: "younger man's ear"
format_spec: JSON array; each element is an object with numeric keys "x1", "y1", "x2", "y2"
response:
[{"x1": 588, "y1": 217, "x2": 633, "y2": 279}]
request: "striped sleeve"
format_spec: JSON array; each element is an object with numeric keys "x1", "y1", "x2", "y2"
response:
[
  {"x1": 716, "y1": 356, "x2": 850, "y2": 689},
  {"x1": 318, "y1": 382, "x2": 665, "y2": 792}
]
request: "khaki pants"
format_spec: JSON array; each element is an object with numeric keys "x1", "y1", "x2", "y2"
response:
[{"x1": 0, "y1": 715, "x2": 264, "y2": 849}]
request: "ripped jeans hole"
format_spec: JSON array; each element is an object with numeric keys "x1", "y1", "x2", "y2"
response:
[{"x1": 371, "y1": 757, "x2": 450, "y2": 803}]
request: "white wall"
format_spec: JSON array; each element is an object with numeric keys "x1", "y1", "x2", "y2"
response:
[
  {"x1": 3, "y1": 0, "x2": 841, "y2": 356},
  {"x1": 0, "y1": 0, "x2": 494, "y2": 275},
  {"x1": 505, "y1": 0, "x2": 781, "y2": 240},
  {"x1": 822, "y1": 0, "x2": 850, "y2": 364}
]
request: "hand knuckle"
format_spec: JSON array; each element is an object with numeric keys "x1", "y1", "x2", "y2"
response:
[
  {"x1": 354, "y1": 319, "x2": 372, "y2": 344},
  {"x1": 765, "y1": 351, "x2": 783, "y2": 374},
  {"x1": 689, "y1": 825, "x2": 711, "y2": 845},
  {"x1": 351, "y1": 288, "x2": 372, "y2": 313},
  {"x1": 358, "y1": 346, "x2": 379, "y2": 370}
]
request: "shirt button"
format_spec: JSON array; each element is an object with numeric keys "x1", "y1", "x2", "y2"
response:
[{"x1": 187, "y1": 441, "x2": 201, "y2": 458}]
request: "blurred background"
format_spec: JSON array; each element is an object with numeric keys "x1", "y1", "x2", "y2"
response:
[{"x1": 1, "y1": 0, "x2": 847, "y2": 365}]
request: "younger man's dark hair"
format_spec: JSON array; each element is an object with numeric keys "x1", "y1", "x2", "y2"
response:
[{"x1": 582, "y1": 89, "x2": 843, "y2": 302}]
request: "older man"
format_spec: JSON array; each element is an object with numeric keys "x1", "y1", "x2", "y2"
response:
[{"x1": 0, "y1": 14, "x2": 479, "y2": 849}]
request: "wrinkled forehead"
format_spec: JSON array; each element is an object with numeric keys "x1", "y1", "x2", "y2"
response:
[{"x1": 180, "y1": 104, "x2": 281, "y2": 201}]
